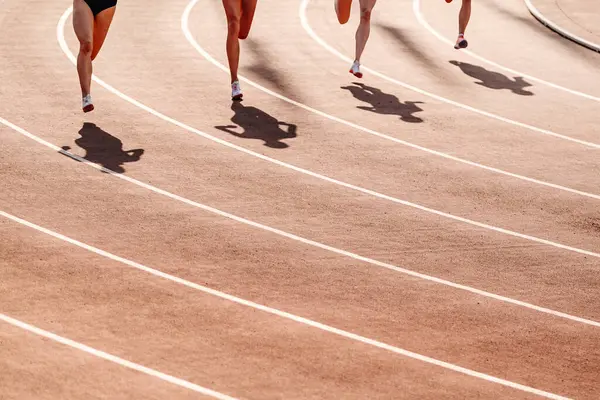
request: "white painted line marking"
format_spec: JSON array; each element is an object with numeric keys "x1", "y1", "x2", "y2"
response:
[
  {"x1": 523, "y1": 0, "x2": 600, "y2": 53},
  {"x1": 413, "y1": 0, "x2": 600, "y2": 92},
  {"x1": 0, "y1": 313, "x2": 238, "y2": 400},
  {"x1": 0, "y1": 212, "x2": 572, "y2": 400},
  {"x1": 299, "y1": 0, "x2": 600, "y2": 148},
  {"x1": 56, "y1": 8, "x2": 600, "y2": 272},
  {"x1": 2, "y1": 115, "x2": 599, "y2": 329},
  {"x1": 181, "y1": 0, "x2": 600, "y2": 201}
]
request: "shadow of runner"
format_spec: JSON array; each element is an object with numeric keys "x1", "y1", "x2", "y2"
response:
[
  {"x1": 376, "y1": 23, "x2": 451, "y2": 79},
  {"x1": 449, "y1": 60, "x2": 534, "y2": 96},
  {"x1": 61, "y1": 123, "x2": 144, "y2": 173},
  {"x1": 215, "y1": 102, "x2": 297, "y2": 149},
  {"x1": 341, "y1": 82, "x2": 424, "y2": 123}
]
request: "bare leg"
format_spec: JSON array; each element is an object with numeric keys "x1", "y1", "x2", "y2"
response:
[
  {"x1": 91, "y1": 6, "x2": 116, "y2": 61},
  {"x1": 454, "y1": 0, "x2": 471, "y2": 48},
  {"x1": 239, "y1": 0, "x2": 258, "y2": 39},
  {"x1": 335, "y1": 0, "x2": 352, "y2": 24},
  {"x1": 459, "y1": 0, "x2": 471, "y2": 35},
  {"x1": 73, "y1": 0, "x2": 94, "y2": 97},
  {"x1": 222, "y1": 0, "x2": 242, "y2": 83},
  {"x1": 354, "y1": 0, "x2": 377, "y2": 63}
]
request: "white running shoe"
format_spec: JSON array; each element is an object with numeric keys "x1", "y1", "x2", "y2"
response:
[
  {"x1": 349, "y1": 60, "x2": 363, "y2": 78},
  {"x1": 454, "y1": 34, "x2": 468, "y2": 49},
  {"x1": 82, "y1": 94, "x2": 94, "y2": 113},
  {"x1": 231, "y1": 81, "x2": 243, "y2": 101}
]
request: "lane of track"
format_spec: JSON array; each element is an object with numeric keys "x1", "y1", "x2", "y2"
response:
[{"x1": 3, "y1": 0, "x2": 593, "y2": 393}]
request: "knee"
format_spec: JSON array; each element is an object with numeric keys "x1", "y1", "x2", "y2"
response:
[
  {"x1": 360, "y1": 8, "x2": 372, "y2": 22},
  {"x1": 79, "y1": 40, "x2": 93, "y2": 57},
  {"x1": 227, "y1": 15, "x2": 241, "y2": 36}
]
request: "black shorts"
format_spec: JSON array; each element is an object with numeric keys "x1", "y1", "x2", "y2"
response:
[{"x1": 84, "y1": 0, "x2": 117, "y2": 16}]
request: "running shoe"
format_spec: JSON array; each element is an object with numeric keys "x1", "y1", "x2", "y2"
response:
[
  {"x1": 454, "y1": 34, "x2": 468, "y2": 49},
  {"x1": 349, "y1": 60, "x2": 363, "y2": 78},
  {"x1": 231, "y1": 81, "x2": 243, "y2": 101},
  {"x1": 82, "y1": 94, "x2": 94, "y2": 113}
]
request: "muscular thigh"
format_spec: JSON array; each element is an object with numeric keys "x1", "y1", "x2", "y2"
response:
[
  {"x1": 73, "y1": 0, "x2": 94, "y2": 44},
  {"x1": 241, "y1": 0, "x2": 258, "y2": 17},
  {"x1": 91, "y1": 6, "x2": 116, "y2": 58},
  {"x1": 239, "y1": 0, "x2": 257, "y2": 38}
]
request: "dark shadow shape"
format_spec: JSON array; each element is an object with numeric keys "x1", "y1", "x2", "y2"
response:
[
  {"x1": 449, "y1": 60, "x2": 534, "y2": 96},
  {"x1": 341, "y1": 82, "x2": 424, "y2": 123},
  {"x1": 245, "y1": 39, "x2": 300, "y2": 101},
  {"x1": 245, "y1": 39, "x2": 283, "y2": 85},
  {"x1": 376, "y1": 23, "x2": 451, "y2": 79},
  {"x1": 61, "y1": 123, "x2": 144, "y2": 173},
  {"x1": 215, "y1": 102, "x2": 297, "y2": 149}
]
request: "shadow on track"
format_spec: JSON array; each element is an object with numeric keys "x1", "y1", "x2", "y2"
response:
[
  {"x1": 245, "y1": 38, "x2": 301, "y2": 101},
  {"x1": 376, "y1": 23, "x2": 452, "y2": 79},
  {"x1": 341, "y1": 82, "x2": 424, "y2": 123},
  {"x1": 61, "y1": 123, "x2": 144, "y2": 173},
  {"x1": 449, "y1": 60, "x2": 534, "y2": 96},
  {"x1": 215, "y1": 102, "x2": 297, "y2": 148}
]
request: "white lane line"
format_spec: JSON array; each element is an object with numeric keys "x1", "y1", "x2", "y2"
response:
[
  {"x1": 524, "y1": 0, "x2": 600, "y2": 53},
  {"x1": 413, "y1": 0, "x2": 600, "y2": 100},
  {"x1": 57, "y1": 8, "x2": 600, "y2": 262},
  {"x1": 299, "y1": 0, "x2": 600, "y2": 149},
  {"x1": 182, "y1": 0, "x2": 600, "y2": 202},
  {"x1": 0, "y1": 212, "x2": 572, "y2": 400},
  {"x1": 2, "y1": 115, "x2": 599, "y2": 329},
  {"x1": 58, "y1": 7, "x2": 600, "y2": 262},
  {"x1": 0, "y1": 313, "x2": 238, "y2": 400}
]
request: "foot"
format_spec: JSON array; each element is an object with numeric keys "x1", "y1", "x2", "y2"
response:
[
  {"x1": 82, "y1": 94, "x2": 94, "y2": 113},
  {"x1": 231, "y1": 81, "x2": 243, "y2": 101},
  {"x1": 454, "y1": 34, "x2": 468, "y2": 49},
  {"x1": 349, "y1": 60, "x2": 362, "y2": 78}
]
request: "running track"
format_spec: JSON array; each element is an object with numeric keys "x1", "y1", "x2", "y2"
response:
[{"x1": 1, "y1": 0, "x2": 599, "y2": 398}]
